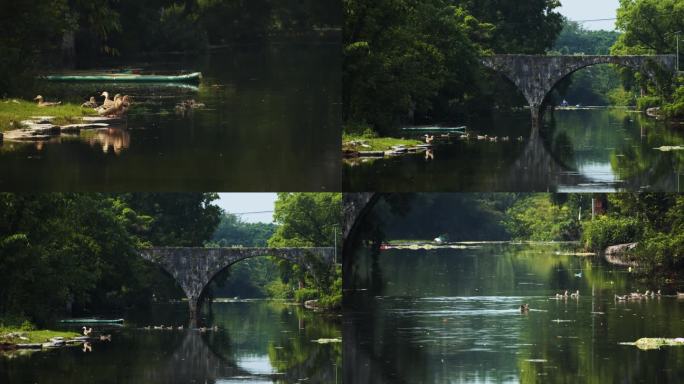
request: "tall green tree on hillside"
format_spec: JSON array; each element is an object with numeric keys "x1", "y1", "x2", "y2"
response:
[{"x1": 268, "y1": 193, "x2": 342, "y2": 308}]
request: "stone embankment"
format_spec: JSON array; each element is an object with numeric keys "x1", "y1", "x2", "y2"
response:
[
  {"x1": 3, "y1": 116, "x2": 122, "y2": 141},
  {"x1": 604, "y1": 243, "x2": 639, "y2": 266}
]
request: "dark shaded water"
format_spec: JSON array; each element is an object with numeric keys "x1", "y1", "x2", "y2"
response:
[
  {"x1": 1, "y1": 301, "x2": 341, "y2": 383},
  {"x1": 343, "y1": 109, "x2": 684, "y2": 192},
  {"x1": 345, "y1": 243, "x2": 684, "y2": 383},
  {"x1": 0, "y1": 43, "x2": 340, "y2": 191}
]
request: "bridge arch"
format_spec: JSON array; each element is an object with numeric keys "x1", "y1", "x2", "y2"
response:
[
  {"x1": 481, "y1": 54, "x2": 677, "y2": 126},
  {"x1": 139, "y1": 247, "x2": 335, "y2": 322}
]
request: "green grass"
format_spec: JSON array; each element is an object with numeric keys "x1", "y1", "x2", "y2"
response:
[
  {"x1": 0, "y1": 99, "x2": 97, "y2": 132},
  {"x1": 343, "y1": 133, "x2": 423, "y2": 152},
  {"x1": 0, "y1": 327, "x2": 79, "y2": 344}
]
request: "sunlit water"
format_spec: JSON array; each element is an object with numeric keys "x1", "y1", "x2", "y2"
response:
[
  {"x1": 1, "y1": 301, "x2": 341, "y2": 383},
  {"x1": 0, "y1": 42, "x2": 340, "y2": 191},
  {"x1": 345, "y1": 243, "x2": 684, "y2": 383},
  {"x1": 343, "y1": 109, "x2": 684, "y2": 192}
]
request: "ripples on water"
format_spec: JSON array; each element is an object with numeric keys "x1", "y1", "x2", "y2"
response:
[{"x1": 346, "y1": 243, "x2": 684, "y2": 383}]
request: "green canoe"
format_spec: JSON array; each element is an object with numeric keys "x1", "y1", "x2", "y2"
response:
[
  {"x1": 41, "y1": 72, "x2": 202, "y2": 83},
  {"x1": 59, "y1": 318, "x2": 124, "y2": 324}
]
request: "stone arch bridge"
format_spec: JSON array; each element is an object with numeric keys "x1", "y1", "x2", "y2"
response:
[
  {"x1": 481, "y1": 54, "x2": 677, "y2": 126},
  {"x1": 139, "y1": 247, "x2": 335, "y2": 321}
]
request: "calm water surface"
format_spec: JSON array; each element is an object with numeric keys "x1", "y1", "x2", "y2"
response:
[
  {"x1": 345, "y1": 243, "x2": 684, "y2": 383},
  {"x1": 1, "y1": 301, "x2": 341, "y2": 383},
  {"x1": 343, "y1": 109, "x2": 684, "y2": 192},
  {"x1": 0, "y1": 43, "x2": 340, "y2": 191}
]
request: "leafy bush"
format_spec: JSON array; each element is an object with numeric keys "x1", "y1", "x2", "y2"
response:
[
  {"x1": 582, "y1": 216, "x2": 642, "y2": 251},
  {"x1": 636, "y1": 96, "x2": 661, "y2": 111},
  {"x1": 607, "y1": 88, "x2": 636, "y2": 106},
  {"x1": 294, "y1": 287, "x2": 318, "y2": 303}
]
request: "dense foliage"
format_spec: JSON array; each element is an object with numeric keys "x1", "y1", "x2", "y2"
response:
[
  {"x1": 582, "y1": 194, "x2": 684, "y2": 274},
  {"x1": 268, "y1": 193, "x2": 342, "y2": 309},
  {"x1": 0, "y1": 0, "x2": 339, "y2": 96},
  {"x1": 0, "y1": 194, "x2": 154, "y2": 324},
  {"x1": 611, "y1": 0, "x2": 684, "y2": 117},
  {"x1": 343, "y1": 0, "x2": 563, "y2": 135}
]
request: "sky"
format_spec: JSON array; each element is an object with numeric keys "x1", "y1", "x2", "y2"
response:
[
  {"x1": 559, "y1": 0, "x2": 620, "y2": 31},
  {"x1": 216, "y1": 193, "x2": 277, "y2": 223}
]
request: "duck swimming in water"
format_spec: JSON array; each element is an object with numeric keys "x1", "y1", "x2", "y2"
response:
[
  {"x1": 570, "y1": 290, "x2": 579, "y2": 298},
  {"x1": 34, "y1": 95, "x2": 61, "y2": 107},
  {"x1": 424, "y1": 135, "x2": 434, "y2": 144},
  {"x1": 520, "y1": 304, "x2": 530, "y2": 313}
]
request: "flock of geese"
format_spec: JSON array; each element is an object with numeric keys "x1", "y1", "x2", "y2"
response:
[
  {"x1": 33, "y1": 91, "x2": 132, "y2": 117},
  {"x1": 423, "y1": 133, "x2": 524, "y2": 144},
  {"x1": 83, "y1": 91, "x2": 132, "y2": 117},
  {"x1": 519, "y1": 289, "x2": 675, "y2": 313},
  {"x1": 142, "y1": 325, "x2": 219, "y2": 333}
]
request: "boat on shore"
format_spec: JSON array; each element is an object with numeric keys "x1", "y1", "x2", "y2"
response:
[{"x1": 41, "y1": 71, "x2": 202, "y2": 83}]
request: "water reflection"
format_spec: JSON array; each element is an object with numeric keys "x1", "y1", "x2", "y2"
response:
[
  {"x1": 343, "y1": 109, "x2": 684, "y2": 192},
  {"x1": 345, "y1": 243, "x2": 684, "y2": 383},
  {"x1": 0, "y1": 43, "x2": 340, "y2": 191},
  {"x1": 0, "y1": 301, "x2": 341, "y2": 384}
]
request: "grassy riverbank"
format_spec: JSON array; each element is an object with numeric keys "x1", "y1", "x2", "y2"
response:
[
  {"x1": 342, "y1": 133, "x2": 423, "y2": 152},
  {"x1": 0, "y1": 325, "x2": 79, "y2": 345},
  {"x1": 0, "y1": 99, "x2": 96, "y2": 132}
]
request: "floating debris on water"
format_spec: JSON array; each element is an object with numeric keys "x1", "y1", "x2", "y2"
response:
[
  {"x1": 621, "y1": 338, "x2": 684, "y2": 350},
  {"x1": 311, "y1": 338, "x2": 341, "y2": 344}
]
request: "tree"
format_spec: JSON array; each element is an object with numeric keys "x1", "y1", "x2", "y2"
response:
[
  {"x1": 268, "y1": 193, "x2": 342, "y2": 308},
  {"x1": 0, "y1": 194, "x2": 152, "y2": 323},
  {"x1": 118, "y1": 193, "x2": 222, "y2": 247}
]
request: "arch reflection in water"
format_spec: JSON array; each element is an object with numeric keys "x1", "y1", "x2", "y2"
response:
[
  {"x1": 0, "y1": 301, "x2": 341, "y2": 384},
  {"x1": 343, "y1": 109, "x2": 684, "y2": 192}
]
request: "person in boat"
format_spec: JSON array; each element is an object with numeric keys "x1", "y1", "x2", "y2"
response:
[{"x1": 34, "y1": 95, "x2": 61, "y2": 107}]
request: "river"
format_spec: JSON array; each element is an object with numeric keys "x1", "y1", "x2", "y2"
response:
[
  {"x1": 343, "y1": 109, "x2": 684, "y2": 192},
  {"x1": 345, "y1": 243, "x2": 684, "y2": 383},
  {"x1": 0, "y1": 42, "x2": 340, "y2": 191},
  {"x1": 0, "y1": 300, "x2": 341, "y2": 383}
]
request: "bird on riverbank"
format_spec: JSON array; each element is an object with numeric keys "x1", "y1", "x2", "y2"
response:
[
  {"x1": 99, "y1": 334, "x2": 111, "y2": 342},
  {"x1": 570, "y1": 290, "x2": 580, "y2": 298},
  {"x1": 574, "y1": 271, "x2": 583, "y2": 278},
  {"x1": 424, "y1": 135, "x2": 434, "y2": 144},
  {"x1": 615, "y1": 294, "x2": 627, "y2": 301},
  {"x1": 82, "y1": 327, "x2": 92, "y2": 336},
  {"x1": 99, "y1": 91, "x2": 114, "y2": 109},
  {"x1": 177, "y1": 325, "x2": 184, "y2": 331},
  {"x1": 34, "y1": 95, "x2": 61, "y2": 107},
  {"x1": 82, "y1": 96, "x2": 98, "y2": 108}
]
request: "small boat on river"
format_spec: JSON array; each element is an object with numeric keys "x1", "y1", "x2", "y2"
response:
[
  {"x1": 41, "y1": 71, "x2": 202, "y2": 83},
  {"x1": 59, "y1": 318, "x2": 124, "y2": 324}
]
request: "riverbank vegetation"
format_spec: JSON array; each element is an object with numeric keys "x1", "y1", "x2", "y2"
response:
[
  {"x1": 0, "y1": 193, "x2": 341, "y2": 326},
  {"x1": 363, "y1": 193, "x2": 684, "y2": 279},
  {"x1": 0, "y1": 99, "x2": 97, "y2": 132},
  {"x1": 0, "y1": 322, "x2": 79, "y2": 345}
]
